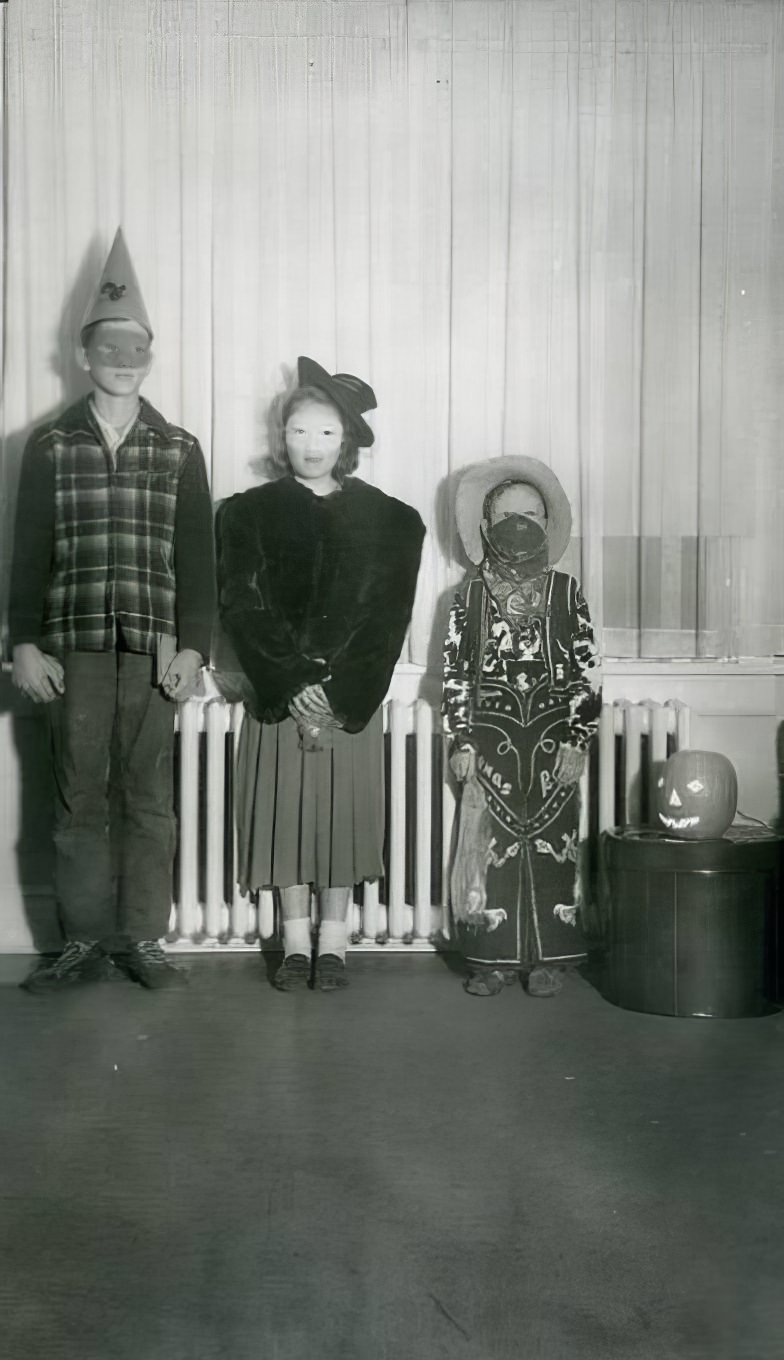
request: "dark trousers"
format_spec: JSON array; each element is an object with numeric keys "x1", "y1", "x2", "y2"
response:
[{"x1": 48, "y1": 651, "x2": 176, "y2": 945}]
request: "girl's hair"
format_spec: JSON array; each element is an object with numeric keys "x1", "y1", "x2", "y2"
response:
[{"x1": 269, "y1": 385, "x2": 360, "y2": 479}]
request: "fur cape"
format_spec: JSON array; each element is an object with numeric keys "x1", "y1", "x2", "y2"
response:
[{"x1": 215, "y1": 475, "x2": 425, "y2": 733}]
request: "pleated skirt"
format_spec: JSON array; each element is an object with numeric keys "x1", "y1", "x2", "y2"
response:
[{"x1": 236, "y1": 711, "x2": 385, "y2": 891}]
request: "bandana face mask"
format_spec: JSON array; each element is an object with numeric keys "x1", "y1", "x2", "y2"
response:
[
  {"x1": 481, "y1": 512, "x2": 548, "y2": 581},
  {"x1": 83, "y1": 324, "x2": 152, "y2": 371}
]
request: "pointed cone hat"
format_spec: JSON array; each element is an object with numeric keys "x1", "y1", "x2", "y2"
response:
[{"x1": 81, "y1": 228, "x2": 153, "y2": 339}]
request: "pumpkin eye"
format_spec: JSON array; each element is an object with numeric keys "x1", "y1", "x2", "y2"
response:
[
  {"x1": 686, "y1": 779, "x2": 704, "y2": 793},
  {"x1": 657, "y1": 776, "x2": 664, "y2": 788}
]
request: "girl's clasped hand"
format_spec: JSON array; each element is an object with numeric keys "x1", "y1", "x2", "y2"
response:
[{"x1": 288, "y1": 682, "x2": 342, "y2": 732}]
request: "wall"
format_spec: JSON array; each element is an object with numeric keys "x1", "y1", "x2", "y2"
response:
[
  {"x1": 2, "y1": 2, "x2": 783, "y2": 950},
  {"x1": 3, "y1": 1, "x2": 784, "y2": 664}
]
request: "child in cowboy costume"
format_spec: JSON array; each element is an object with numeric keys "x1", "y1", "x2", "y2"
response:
[
  {"x1": 443, "y1": 458, "x2": 601, "y2": 997},
  {"x1": 9, "y1": 229, "x2": 216, "y2": 992}
]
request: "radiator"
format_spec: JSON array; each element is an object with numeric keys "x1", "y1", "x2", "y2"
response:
[
  {"x1": 597, "y1": 699, "x2": 690, "y2": 834},
  {"x1": 168, "y1": 695, "x2": 690, "y2": 951}
]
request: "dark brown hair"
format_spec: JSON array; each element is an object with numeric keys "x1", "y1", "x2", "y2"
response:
[
  {"x1": 269, "y1": 385, "x2": 360, "y2": 480},
  {"x1": 483, "y1": 478, "x2": 548, "y2": 523}
]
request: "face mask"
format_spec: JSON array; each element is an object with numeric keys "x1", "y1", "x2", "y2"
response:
[
  {"x1": 84, "y1": 325, "x2": 151, "y2": 370},
  {"x1": 481, "y1": 513, "x2": 548, "y2": 573}
]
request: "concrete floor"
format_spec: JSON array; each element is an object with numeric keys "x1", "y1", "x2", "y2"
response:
[{"x1": 0, "y1": 952, "x2": 782, "y2": 1360}]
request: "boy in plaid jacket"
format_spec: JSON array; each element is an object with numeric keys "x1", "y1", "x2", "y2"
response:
[{"x1": 9, "y1": 229, "x2": 216, "y2": 992}]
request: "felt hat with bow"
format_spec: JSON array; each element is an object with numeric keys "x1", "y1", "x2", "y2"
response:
[{"x1": 297, "y1": 356, "x2": 377, "y2": 448}]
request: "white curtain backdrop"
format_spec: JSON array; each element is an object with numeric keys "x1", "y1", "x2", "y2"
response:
[{"x1": 2, "y1": 0, "x2": 783, "y2": 664}]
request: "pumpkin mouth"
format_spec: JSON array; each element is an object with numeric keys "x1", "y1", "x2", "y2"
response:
[{"x1": 658, "y1": 813, "x2": 700, "y2": 831}]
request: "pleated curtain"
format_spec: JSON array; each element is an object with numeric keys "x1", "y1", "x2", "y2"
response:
[{"x1": 1, "y1": 0, "x2": 783, "y2": 662}]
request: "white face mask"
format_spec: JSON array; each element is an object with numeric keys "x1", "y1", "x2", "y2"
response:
[{"x1": 285, "y1": 399, "x2": 344, "y2": 484}]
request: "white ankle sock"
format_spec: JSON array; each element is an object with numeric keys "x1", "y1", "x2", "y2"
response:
[
  {"x1": 318, "y1": 917, "x2": 347, "y2": 963},
  {"x1": 282, "y1": 917, "x2": 312, "y2": 959}
]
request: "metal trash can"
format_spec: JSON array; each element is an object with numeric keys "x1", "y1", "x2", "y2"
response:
[{"x1": 600, "y1": 827, "x2": 783, "y2": 1018}]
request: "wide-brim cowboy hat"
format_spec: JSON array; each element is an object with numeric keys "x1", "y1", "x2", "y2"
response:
[
  {"x1": 297, "y1": 356, "x2": 377, "y2": 448},
  {"x1": 455, "y1": 456, "x2": 572, "y2": 566}
]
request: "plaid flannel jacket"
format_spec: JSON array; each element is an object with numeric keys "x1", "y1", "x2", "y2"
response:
[{"x1": 9, "y1": 396, "x2": 216, "y2": 659}]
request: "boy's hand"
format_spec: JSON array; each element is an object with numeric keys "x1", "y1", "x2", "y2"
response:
[
  {"x1": 449, "y1": 744, "x2": 477, "y2": 782},
  {"x1": 12, "y1": 644, "x2": 65, "y2": 704},
  {"x1": 553, "y1": 743, "x2": 587, "y2": 787},
  {"x1": 161, "y1": 649, "x2": 203, "y2": 701}
]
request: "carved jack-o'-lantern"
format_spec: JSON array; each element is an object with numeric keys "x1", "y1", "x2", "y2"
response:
[{"x1": 655, "y1": 749, "x2": 738, "y2": 840}]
